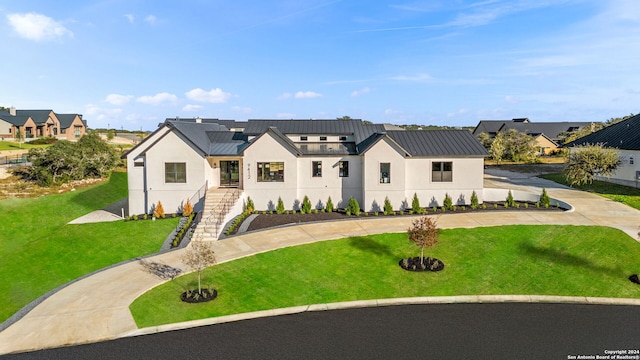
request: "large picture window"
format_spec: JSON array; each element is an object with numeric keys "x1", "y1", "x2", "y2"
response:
[
  {"x1": 165, "y1": 162, "x2": 186, "y2": 183},
  {"x1": 432, "y1": 161, "x2": 452, "y2": 182},
  {"x1": 339, "y1": 161, "x2": 349, "y2": 177},
  {"x1": 380, "y1": 162, "x2": 390, "y2": 184},
  {"x1": 257, "y1": 162, "x2": 284, "y2": 182},
  {"x1": 312, "y1": 161, "x2": 322, "y2": 177}
]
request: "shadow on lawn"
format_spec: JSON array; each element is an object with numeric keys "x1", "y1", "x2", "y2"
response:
[
  {"x1": 519, "y1": 242, "x2": 626, "y2": 278},
  {"x1": 69, "y1": 172, "x2": 127, "y2": 211},
  {"x1": 348, "y1": 236, "x2": 395, "y2": 258}
]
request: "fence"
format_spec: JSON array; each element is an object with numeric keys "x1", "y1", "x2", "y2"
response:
[{"x1": 0, "y1": 154, "x2": 28, "y2": 166}]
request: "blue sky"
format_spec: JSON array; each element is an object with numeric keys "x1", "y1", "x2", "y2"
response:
[{"x1": 1, "y1": 0, "x2": 639, "y2": 131}]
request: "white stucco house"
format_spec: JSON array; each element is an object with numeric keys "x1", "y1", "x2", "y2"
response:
[
  {"x1": 123, "y1": 118, "x2": 489, "y2": 216},
  {"x1": 565, "y1": 113, "x2": 640, "y2": 188}
]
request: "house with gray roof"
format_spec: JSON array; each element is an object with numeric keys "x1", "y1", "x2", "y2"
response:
[
  {"x1": 124, "y1": 118, "x2": 489, "y2": 232},
  {"x1": 565, "y1": 113, "x2": 640, "y2": 187},
  {"x1": 0, "y1": 107, "x2": 87, "y2": 141}
]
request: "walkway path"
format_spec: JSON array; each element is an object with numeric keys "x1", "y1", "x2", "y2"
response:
[{"x1": 1, "y1": 172, "x2": 639, "y2": 355}]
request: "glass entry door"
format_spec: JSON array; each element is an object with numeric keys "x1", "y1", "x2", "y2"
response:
[{"x1": 220, "y1": 160, "x2": 240, "y2": 187}]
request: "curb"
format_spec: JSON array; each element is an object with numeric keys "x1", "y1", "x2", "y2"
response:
[{"x1": 124, "y1": 295, "x2": 640, "y2": 339}]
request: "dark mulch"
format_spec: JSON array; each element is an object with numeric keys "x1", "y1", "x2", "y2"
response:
[
  {"x1": 399, "y1": 257, "x2": 445, "y2": 272},
  {"x1": 241, "y1": 201, "x2": 564, "y2": 234},
  {"x1": 630, "y1": 274, "x2": 640, "y2": 285},
  {"x1": 181, "y1": 288, "x2": 218, "y2": 303}
]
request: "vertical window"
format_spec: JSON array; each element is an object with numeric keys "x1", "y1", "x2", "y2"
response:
[
  {"x1": 257, "y1": 162, "x2": 284, "y2": 182},
  {"x1": 300, "y1": 136, "x2": 308, "y2": 141},
  {"x1": 74, "y1": 127, "x2": 81, "y2": 138},
  {"x1": 312, "y1": 161, "x2": 322, "y2": 177},
  {"x1": 319, "y1": 136, "x2": 327, "y2": 141},
  {"x1": 339, "y1": 136, "x2": 347, "y2": 141},
  {"x1": 380, "y1": 163, "x2": 390, "y2": 183},
  {"x1": 432, "y1": 161, "x2": 452, "y2": 182},
  {"x1": 165, "y1": 162, "x2": 186, "y2": 183},
  {"x1": 630, "y1": 157, "x2": 635, "y2": 165},
  {"x1": 339, "y1": 161, "x2": 349, "y2": 177}
]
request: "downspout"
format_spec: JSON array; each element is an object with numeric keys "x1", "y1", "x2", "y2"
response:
[{"x1": 143, "y1": 156, "x2": 149, "y2": 215}]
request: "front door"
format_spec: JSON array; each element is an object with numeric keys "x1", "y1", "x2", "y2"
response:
[{"x1": 220, "y1": 160, "x2": 240, "y2": 187}]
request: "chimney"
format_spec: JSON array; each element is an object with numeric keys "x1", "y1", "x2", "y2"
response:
[
  {"x1": 196, "y1": 117, "x2": 202, "y2": 123},
  {"x1": 9, "y1": 106, "x2": 16, "y2": 116}
]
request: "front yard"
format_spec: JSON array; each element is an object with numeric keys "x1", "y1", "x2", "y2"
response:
[
  {"x1": 0, "y1": 172, "x2": 179, "y2": 323},
  {"x1": 540, "y1": 173, "x2": 640, "y2": 210}
]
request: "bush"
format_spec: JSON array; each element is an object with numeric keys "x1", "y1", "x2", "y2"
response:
[
  {"x1": 301, "y1": 196, "x2": 312, "y2": 214},
  {"x1": 153, "y1": 201, "x2": 165, "y2": 219},
  {"x1": 347, "y1": 197, "x2": 361, "y2": 216},
  {"x1": 470, "y1": 191, "x2": 479, "y2": 210},
  {"x1": 506, "y1": 190, "x2": 515, "y2": 207},
  {"x1": 245, "y1": 196, "x2": 255, "y2": 214},
  {"x1": 326, "y1": 197, "x2": 334, "y2": 212},
  {"x1": 540, "y1": 188, "x2": 551, "y2": 208},
  {"x1": 411, "y1": 193, "x2": 421, "y2": 214},
  {"x1": 183, "y1": 199, "x2": 194, "y2": 217},
  {"x1": 383, "y1": 197, "x2": 393, "y2": 215},
  {"x1": 276, "y1": 197, "x2": 285, "y2": 214},
  {"x1": 443, "y1": 193, "x2": 453, "y2": 211}
]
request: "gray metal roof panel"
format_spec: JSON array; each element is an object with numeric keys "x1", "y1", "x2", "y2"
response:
[
  {"x1": 565, "y1": 114, "x2": 640, "y2": 150},
  {"x1": 166, "y1": 120, "x2": 229, "y2": 154},
  {"x1": 386, "y1": 130, "x2": 489, "y2": 156}
]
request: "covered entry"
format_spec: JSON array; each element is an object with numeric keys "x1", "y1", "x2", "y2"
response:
[{"x1": 219, "y1": 160, "x2": 240, "y2": 187}]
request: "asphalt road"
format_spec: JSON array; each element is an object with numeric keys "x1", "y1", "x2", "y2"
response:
[{"x1": 5, "y1": 303, "x2": 640, "y2": 360}]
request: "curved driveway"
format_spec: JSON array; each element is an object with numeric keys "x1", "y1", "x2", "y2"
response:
[{"x1": 1, "y1": 172, "x2": 639, "y2": 355}]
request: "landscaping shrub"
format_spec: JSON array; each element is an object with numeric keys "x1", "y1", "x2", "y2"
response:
[
  {"x1": 301, "y1": 196, "x2": 312, "y2": 214},
  {"x1": 276, "y1": 197, "x2": 285, "y2": 214},
  {"x1": 411, "y1": 193, "x2": 421, "y2": 214},
  {"x1": 153, "y1": 201, "x2": 165, "y2": 219},
  {"x1": 383, "y1": 197, "x2": 393, "y2": 215},
  {"x1": 540, "y1": 188, "x2": 551, "y2": 208},
  {"x1": 506, "y1": 190, "x2": 515, "y2": 208},
  {"x1": 183, "y1": 199, "x2": 194, "y2": 217},
  {"x1": 443, "y1": 193, "x2": 453, "y2": 211},
  {"x1": 347, "y1": 197, "x2": 361, "y2": 216},
  {"x1": 245, "y1": 196, "x2": 255, "y2": 214},
  {"x1": 470, "y1": 190, "x2": 479, "y2": 210}
]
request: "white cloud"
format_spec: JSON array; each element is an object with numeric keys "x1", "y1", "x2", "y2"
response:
[
  {"x1": 447, "y1": 108, "x2": 471, "y2": 117},
  {"x1": 145, "y1": 15, "x2": 157, "y2": 25},
  {"x1": 351, "y1": 87, "x2": 372, "y2": 97},
  {"x1": 7, "y1": 13, "x2": 73, "y2": 41},
  {"x1": 85, "y1": 104, "x2": 122, "y2": 121},
  {"x1": 136, "y1": 92, "x2": 178, "y2": 105},
  {"x1": 390, "y1": 73, "x2": 432, "y2": 82},
  {"x1": 294, "y1": 91, "x2": 322, "y2": 99},
  {"x1": 182, "y1": 104, "x2": 203, "y2": 112},
  {"x1": 105, "y1": 94, "x2": 133, "y2": 106},
  {"x1": 384, "y1": 108, "x2": 402, "y2": 115},
  {"x1": 232, "y1": 106, "x2": 253, "y2": 114},
  {"x1": 185, "y1": 88, "x2": 232, "y2": 103},
  {"x1": 124, "y1": 14, "x2": 134, "y2": 24}
]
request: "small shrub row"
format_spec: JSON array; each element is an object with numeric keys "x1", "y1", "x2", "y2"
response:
[
  {"x1": 225, "y1": 210, "x2": 252, "y2": 236},
  {"x1": 171, "y1": 213, "x2": 196, "y2": 248}
]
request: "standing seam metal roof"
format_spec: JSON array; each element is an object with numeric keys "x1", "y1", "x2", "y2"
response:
[{"x1": 565, "y1": 114, "x2": 640, "y2": 150}]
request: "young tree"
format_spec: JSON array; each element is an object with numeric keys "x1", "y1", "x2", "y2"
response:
[
  {"x1": 276, "y1": 197, "x2": 285, "y2": 214},
  {"x1": 411, "y1": 193, "x2": 421, "y2": 214},
  {"x1": 470, "y1": 190, "x2": 479, "y2": 210},
  {"x1": 182, "y1": 240, "x2": 217, "y2": 295},
  {"x1": 153, "y1": 201, "x2": 165, "y2": 218},
  {"x1": 564, "y1": 144, "x2": 620, "y2": 186},
  {"x1": 407, "y1": 216, "x2": 439, "y2": 266},
  {"x1": 15, "y1": 128, "x2": 23, "y2": 148},
  {"x1": 383, "y1": 196, "x2": 393, "y2": 215},
  {"x1": 539, "y1": 188, "x2": 551, "y2": 208},
  {"x1": 325, "y1": 196, "x2": 334, "y2": 212},
  {"x1": 443, "y1": 193, "x2": 453, "y2": 210},
  {"x1": 301, "y1": 195, "x2": 312, "y2": 214},
  {"x1": 347, "y1": 196, "x2": 361, "y2": 216}
]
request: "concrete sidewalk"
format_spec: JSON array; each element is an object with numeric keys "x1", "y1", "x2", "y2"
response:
[{"x1": 1, "y1": 173, "x2": 639, "y2": 355}]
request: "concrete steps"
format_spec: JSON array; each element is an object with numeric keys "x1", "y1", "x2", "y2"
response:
[{"x1": 192, "y1": 188, "x2": 241, "y2": 241}]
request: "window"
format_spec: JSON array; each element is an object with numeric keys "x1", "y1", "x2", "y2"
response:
[
  {"x1": 630, "y1": 157, "x2": 635, "y2": 165},
  {"x1": 61, "y1": 128, "x2": 66, "y2": 134},
  {"x1": 165, "y1": 162, "x2": 186, "y2": 183},
  {"x1": 74, "y1": 127, "x2": 81, "y2": 138},
  {"x1": 257, "y1": 162, "x2": 284, "y2": 182},
  {"x1": 300, "y1": 136, "x2": 308, "y2": 141},
  {"x1": 312, "y1": 161, "x2": 322, "y2": 177},
  {"x1": 134, "y1": 161, "x2": 144, "y2": 167},
  {"x1": 380, "y1": 163, "x2": 390, "y2": 183},
  {"x1": 432, "y1": 161, "x2": 452, "y2": 182},
  {"x1": 339, "y1": 136, "x2": 347, "y2": 141},
  {"x1": 339, "y1": 161, "x2": 349, "y2": 177},
  {"x1": 320, "y1": 136, "x2": 327, "y2": 141}
]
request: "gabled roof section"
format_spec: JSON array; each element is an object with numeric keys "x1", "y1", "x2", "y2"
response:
[
  {"x1": 56, "y1": 114, "x2": 82, "y2": 128},
  {"x1": 357, "y1": 132, "x2": 411, "y2": 156},
  {"x1": 0, "y1": 114, "x2": 31, "y2": 126},
  {"x1": 16, "y1": 110, "x2": 54, "y2": 124},
  {"x1": 387, "y1": 130, "x2": 489, "y2": 157},
  {"x1": 472, "y1": 120, "x2": 508, "y2": 136},
  {"x1": 166, "y1": 120, "x2": 229, "y2": 155},
  {"x1": 206, "y1": 131, "x2": 248, "y2": 155},
  {"x1": 242, "y1": 127, "x2": 301, "y2": 156},
  {"x1": 565, "y1": 114, "x2": 640, "y2": 150},
  {"x1": 499, "y1": 121, "x2": 592, "y2": 141},
  {"x1": 165, "y1": 117, "x2": 246, "y2": 129}
]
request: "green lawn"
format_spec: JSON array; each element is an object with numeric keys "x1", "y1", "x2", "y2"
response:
[
  {"x1": 0, "y1": 141, "x2": 48, "y2": 151},
  {"x1": 540, "y1": 173, "x2": 640, "y2": 210},
  {"x1": 0, "y1": 172, "x2": 179, "y2": 322},
  {"x1": 131, "y1": 225, "x2": 640, "y2": 328}
]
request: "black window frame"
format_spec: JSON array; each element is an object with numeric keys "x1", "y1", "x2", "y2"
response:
[
  {"x1": 380, "y1": 162, "x2": 390, "y2": 184},
  {"x1": 312, "y1": 161, "x2": 322, "y2": 177},
  {"x1": 339, "y1": 160, "x2": 349, "y2": 177},
  {"x1": 165, "y1": 162, "x2": 187, "y2": 183},
  {"x1": 432, "y1": 161, "x2": 453, "y2": 182},
  {"x1": 257, "y1": 162, "x2": 285, "y2": 182}
]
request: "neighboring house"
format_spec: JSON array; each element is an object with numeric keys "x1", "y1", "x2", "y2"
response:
[
  {"x1": 565, "y1": 113, "x2": 640, "y2": 187},
  {"x1": 124, "y1": 118, "x2": 488, "y2": 216},
  {"x1": 0, "y1": 107, "x2": 87, "y2": 141},
  {"x1": 472, "y1": 118, "x2": 593, "y2": 154}
]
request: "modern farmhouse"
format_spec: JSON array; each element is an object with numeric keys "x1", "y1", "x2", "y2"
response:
[
  {"x1": 0, "y1": 107, "x2": 87, "y2": 141},
  {"x1": 124, "y1": 118, "x2": 489, "y2": 221}
]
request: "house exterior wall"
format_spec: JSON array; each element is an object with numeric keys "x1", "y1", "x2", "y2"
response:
[
  {"x1": 600, "y1": 149, "x2": 640, "y2": 188},
  {"x1": 296, "y1": 155, "x2": 362, "y2": 209},
  {"x1": 242, "y1": 133, "x2": 299, "y2": 210},
  {"x1": 60, "y1": 116, "x2": 87, "y2": 140},
  {"x1": 0, "y1": 119, "x2": 11, "y2": 139},
  {"x1": 362, "y1": 139, "x2": 407, "y2": 211},
  {"x1": 535, "y1": 136, "x2": 558, "y2": 155},
  {"x1": 16, "y1": 118, "x2": 38, "y2": 140}
]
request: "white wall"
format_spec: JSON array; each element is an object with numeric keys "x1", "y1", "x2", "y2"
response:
[
  {"x1": 242, "y1": 133, "x2": 299, "y2": 210},
  {"x1": 605, "y1": 149, "x2": 640, "y2": 187},
  {"x1": 362, "y1": 139, "x2": 407, "y2": 211},
  {"x1": 296, "y1": 155, "x2": 362, "y2": 209}
]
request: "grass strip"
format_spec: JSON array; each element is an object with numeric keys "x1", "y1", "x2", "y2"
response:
[{"x1": 540, "y1": 173, "x2": 640, "y2": 210}]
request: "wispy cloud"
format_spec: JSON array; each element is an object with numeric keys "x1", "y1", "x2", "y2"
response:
[
  {"x1": 144, "y1": 15, "x2": 157, "y2": 25},
  {"x1": 85, "y1": 104, "x2": 123, "y2": 121},
  {"x1": 351, "y1": 87, "x2": 372, "y2": 97},
  {"x1": 124, "y1": 14, "x2": 135, "y2": 24},
  {"x1": 105, "y1": 94, "x2": 133, "y2": 106},
  {"x1": 390, "y1": 73, "x2": 432, "y2": 82},
  {"x1": 7, "y1": 13, "x2": 73, "y2": 41},
  {"x1": 182, "y1": 104, "x2": 203, "y2": 112},
  {"x1": 137, "y1": 92, "x2": 178, "y2": 105},
  {"x1": 185, "y1": 88, "x2": 232, "y2": 103},
  {"x1": 279, "y1": 91, "x2": 323, "y2": 99},
  {"x1": 232, "y1": 106, "x2": 253, "y2": 114}
]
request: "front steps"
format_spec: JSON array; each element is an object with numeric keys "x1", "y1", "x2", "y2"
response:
[{"x1": 192, "y1": 188, "x2": 242, "y2": 241}]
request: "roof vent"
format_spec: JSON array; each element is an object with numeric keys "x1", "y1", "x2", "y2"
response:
[{"x1": 196, "y1": 117, "x2": 202, "y2": 123}]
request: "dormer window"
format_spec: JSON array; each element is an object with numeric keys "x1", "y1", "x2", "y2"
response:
[
  {"x1": 320, "y1": 136, "x2": 327, "y2": 141},
  {"x1": 339, "y1": 136, "x2": 347, "y2": 141},
  {"x1": 300, "y1": 136, "x2": 308, "y2": 141}
]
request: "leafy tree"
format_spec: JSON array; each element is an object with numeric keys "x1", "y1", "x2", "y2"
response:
[
  {"x1": 325, "y1": 196, "x2": 334, "y2": 212},
  {"x1": 443, "y1": 193, "x2": 453, "y2": 210},
  {"x1": 336, "y1": 116, "x2": 353, "y2": 120},
  {"x1": 489, "y1": 133, "x2": 505, "y2": 164},
  {"x1": 276, "y1": 197, "x2": 285, "y2": 214},
  {"x1": 476, "y1": 132, "x2": 493, "y2": 149},
  {"x1": 564, "y1": 144, "x2": 620, "y2": 186},
  {"x1": 15, "y1": 128, "x2": 23, "y2": 148},
  {"x1": 411, "y1": 193, "x2": 421, "y2": 214},
  {"x1": 301, "y1": 196, "x2": 312, "y2": 214},
  {"x1": 182, "y1": 240, "x2": 217, "y2": 295},
  {"x1": 502, "y1": 129, "x2": 537, "y2": 163},
  {"x1": 383, "y1": 196, "x2": 393, "y2": 215},
  {"x1": 407, "y1": 216, "x2": 439, "y2": 266},
  {"x1": 106, "y1": 130, "x2": 116, "y2": 141}
]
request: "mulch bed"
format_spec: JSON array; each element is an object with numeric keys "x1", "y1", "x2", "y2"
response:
[
  {"x1": 630, "y1": 274, "x2": 640, "y2": 285},
  {"x1": 241, "y1": 201, "x2": 564, "y2": 233},
  {"x1": 399, "y1": 257, "x2": 445, "y2": 272},
  {"x1": 181, "y1": 288, "x2": 218, "y2": 303}
]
